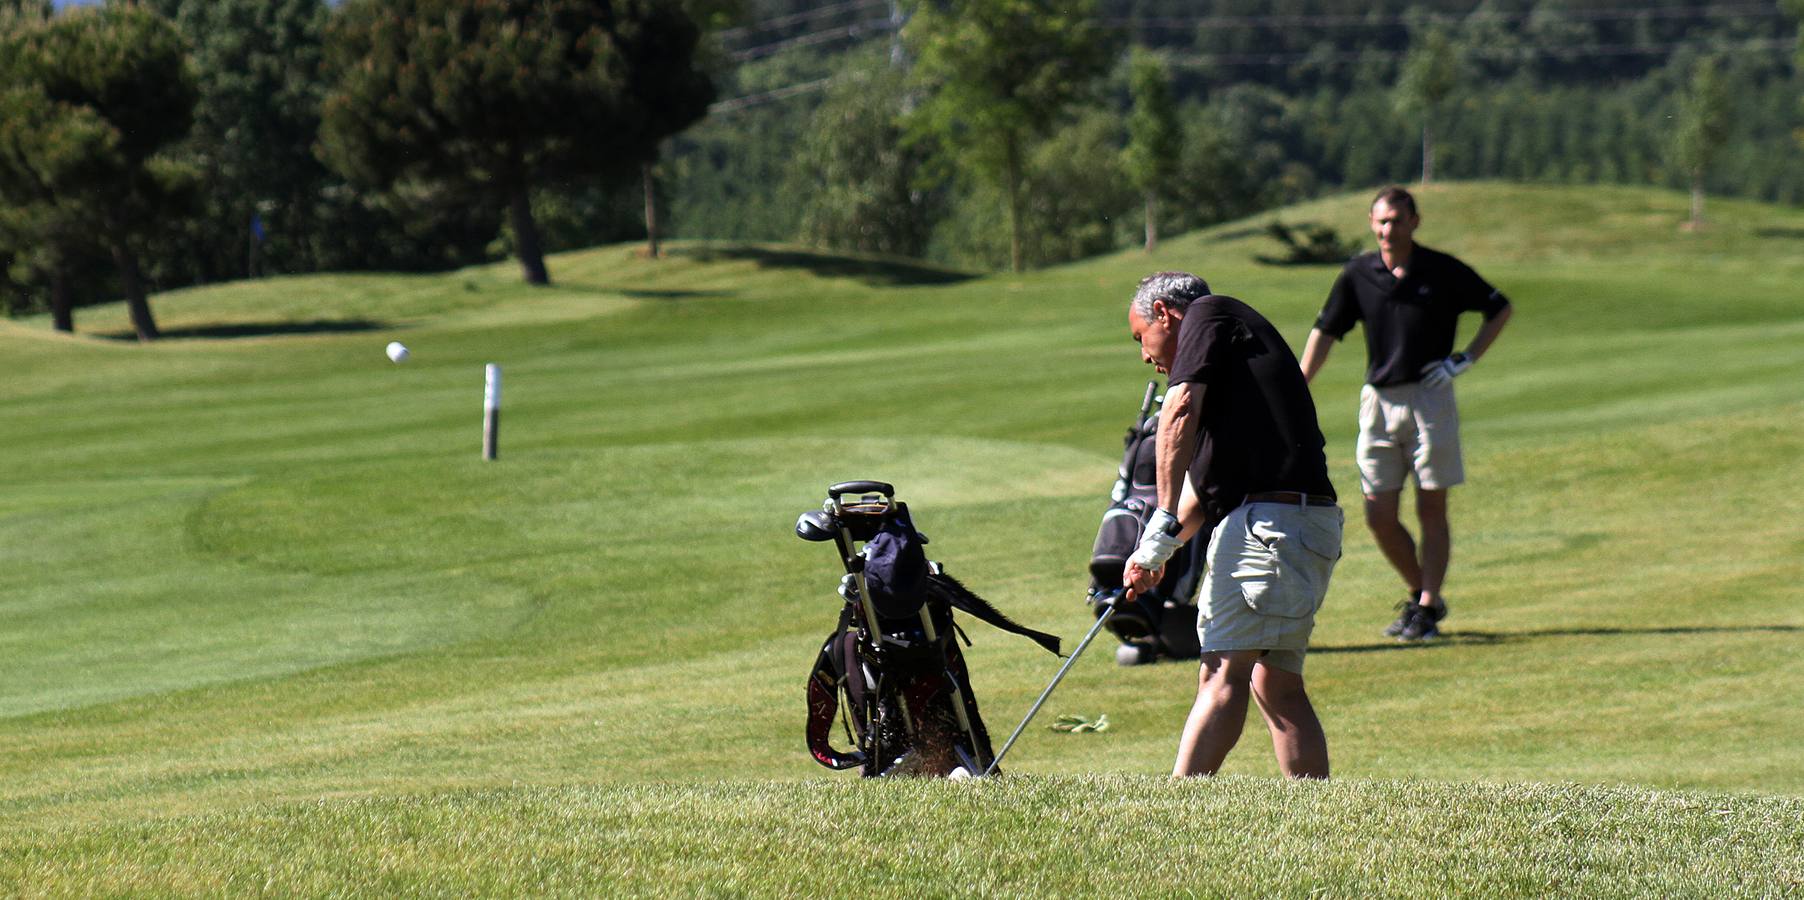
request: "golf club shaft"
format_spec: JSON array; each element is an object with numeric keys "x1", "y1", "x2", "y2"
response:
[
  {"x1": 1136, "y1": 380, "x2": 1158, "y2": 428},
  {"x1": 982, "y1": 605, "x2": 1116, "y2": 777}
]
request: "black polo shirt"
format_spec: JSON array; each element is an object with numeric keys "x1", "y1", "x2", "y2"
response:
[
  {"x1": 1167, "y1": 295, "x2": 1336, "y2": 528},
  {"x1": 1315, "y1": 245, "x2": 1510, "y2": 387}
]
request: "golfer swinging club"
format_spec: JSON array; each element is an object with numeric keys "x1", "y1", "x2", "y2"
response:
[{"x1": 1124, "y1": 272, "x2": 1343, "y2": 779}]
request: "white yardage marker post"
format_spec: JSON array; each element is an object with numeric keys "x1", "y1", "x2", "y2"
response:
[{"x1": 483, "y1": 364, "x2": 501, "y2": 460}]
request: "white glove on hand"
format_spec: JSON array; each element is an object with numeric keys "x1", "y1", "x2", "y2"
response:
[
  {"x1": 1419, "y1": 352, "x2": 1473, "y2": 389},
  {"x1": 1128, "y1": 508, "x2": 1184, "y2": 569}
]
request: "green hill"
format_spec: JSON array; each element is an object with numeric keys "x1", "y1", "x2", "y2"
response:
[{"x1": 4, "y1": 183, "x2": 1802, "y2": 894}]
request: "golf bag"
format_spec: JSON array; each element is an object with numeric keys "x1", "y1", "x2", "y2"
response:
[
  {"x1": 1086, "y1": 381, "x2": 1206, "y2": 665},
  {"x1": 799, "y1": 481, "x2": 1061, "y2": 778}
]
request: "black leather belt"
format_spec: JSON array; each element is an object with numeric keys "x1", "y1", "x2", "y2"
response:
[{"x1": 1244, "y1": 491, "x2": 1337, "y2": 508}]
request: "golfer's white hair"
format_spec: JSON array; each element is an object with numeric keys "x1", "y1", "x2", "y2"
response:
[{"x1": 1130, "y1": 271, "x2": 1211, "y2": 320}]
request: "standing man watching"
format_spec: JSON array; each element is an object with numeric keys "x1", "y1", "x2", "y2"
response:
[
  {"x1": 1299, "y1": 186, "x2": 1513, "y2": 642},
  {"x1": 1123, "y1": 272, "x2": 1343, "y2": 779}
]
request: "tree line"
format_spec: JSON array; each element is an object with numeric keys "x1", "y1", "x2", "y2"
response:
[
  {"x1": 3, "y1": 0, "x2": 1800, "y2": 335},
  {"x1": 680, "y1": 0, "x2": 1802, "y2": 271},
  {"x1": 0, "y1": 0, "x2": 714, "y2": 338}
]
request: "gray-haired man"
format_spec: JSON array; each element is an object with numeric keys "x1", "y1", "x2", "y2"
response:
[{"x1": 1124, "y1": 271, "x2": 1343, "y2": 779}]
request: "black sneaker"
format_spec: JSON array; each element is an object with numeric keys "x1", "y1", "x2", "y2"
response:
[
  {"x1": 1382, "y1": 598, "x2": 1414, "y2": 637},
  {"x1": 1398, "y1": 603, "x2": 1441, "y2": 641}
]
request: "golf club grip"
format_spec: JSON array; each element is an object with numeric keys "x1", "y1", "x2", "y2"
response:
[
  {"x1": 829, "y1": 480, "x2": 894, "y2": 499},
  {"x1": 1136, "y1": 380, "x2": 1158, "y2": 427}
]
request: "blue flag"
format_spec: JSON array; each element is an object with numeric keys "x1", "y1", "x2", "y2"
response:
[{"x1": 250, "y1": 213, "x2": 266, "y2": 243}]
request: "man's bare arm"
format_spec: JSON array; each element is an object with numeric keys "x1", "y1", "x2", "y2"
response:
[
  {"x1": 1126, "y1": 380, "x2": 1207, "y2": 596},
  {"x1": 1156, "y1": 380, "x2": 1204, "y2": 522},
  {"x1": 1299, "y1": 328, "x2": 1335, "y2": 383},
  {"x1": 1175, "y1": 472, "x2": 1204, "y2": 543},
  {"x1": 1463, "y1": 303, "x2": 1512, "y2": 362}
]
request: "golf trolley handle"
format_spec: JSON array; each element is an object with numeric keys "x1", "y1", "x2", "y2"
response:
[{"x1": 829, "y1": 480, "x2": 895, "y2": 500}]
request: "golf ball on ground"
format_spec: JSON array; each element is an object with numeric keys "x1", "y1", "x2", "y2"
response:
[{"x1": 386, "y1": 341, "x2": 410, "y2": 363}]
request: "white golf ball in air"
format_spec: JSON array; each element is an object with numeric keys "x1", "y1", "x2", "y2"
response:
[{"x1": 386, "y1": 341, "x2": 410, "y2": 363}]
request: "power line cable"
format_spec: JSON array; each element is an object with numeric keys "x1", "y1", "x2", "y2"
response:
[
  {"x1": 727, "y1": 16, "x2": 899, "y2": 61},
  {"x1": 1167, "y1": 36, "x2": 1796, "y2": 68},
  {"x1": 1115, "y1": 2, "x2": 1789, "y2": 30},
  {"x1": 709, "y1": 76, "x2": 839, "y2": 114},
  {"x1": 717, "y1": 0, "x2": 886, "y2": 45},
  {"x1": 708, "y1": 5, "x2": 1794, "y2": 112}
]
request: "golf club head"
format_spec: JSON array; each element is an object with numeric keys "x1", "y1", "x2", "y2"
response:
[{"x1": 795, "y1": 509, "x2": 841, "y2": 542}]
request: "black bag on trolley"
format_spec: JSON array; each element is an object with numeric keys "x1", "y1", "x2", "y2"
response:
[
  {"x1": 1086, "y1": 382, "x2": 1206, "y2": 666},
  {"x1": 797, "y1": 481, "x2": 1061, "y2": 777}
]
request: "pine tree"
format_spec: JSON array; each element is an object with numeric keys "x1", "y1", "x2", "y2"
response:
[
  {"x1": 154, "y1": 0, "x2": 332, "y2": 281},
  {"x1": 0, "y1": 5, "x2": 196, "y2": 340},
  {"x1": 318, "y1": 0, "x2": 714, "y2": 286}
]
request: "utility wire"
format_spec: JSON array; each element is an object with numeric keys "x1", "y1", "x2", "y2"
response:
[
  {"x1": 728, "y1": 17, "x2": 899, "y2": 62},
  {"x1": 717, "y1": 0, "x2": 887, "y2": 45},
  {"x1": 1115, "y1": 2, "x2": 1788, "y2": 30},
  {"x1": 709, "y1": 32, "x2": 1794, "y2": 113},
  {"x1": 721, "y1": 4, "x2": 1788, "y2": 66},
  {"x1": 1167, "y1": 36, "x2": 1796, "y2": 67},
  {"x1": 709, "y1": 76, "x2": 838, "y2": 114},
  {"x1": 707, "y1": 5, "x2": 1793, "y2": 114}
]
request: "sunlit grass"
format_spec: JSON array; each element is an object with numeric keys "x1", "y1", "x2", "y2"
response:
[{"x1": 2, "y1": 182, "x2": 1801, "y2": 894}]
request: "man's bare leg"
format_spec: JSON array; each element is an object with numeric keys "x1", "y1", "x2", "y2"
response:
[
  {"x1": 1172, "y1": 651, "x2": 1262, "y2": 777},
  {"x1": 1415, "y1": 488, "x2": 1450, "y2": 605},
  {"x1": 1251, "y1": 661, "x2": 1329, "y2": 779},
  {"x1": 1363, "y1": 490, "x2": 1422, "y2": 596}
]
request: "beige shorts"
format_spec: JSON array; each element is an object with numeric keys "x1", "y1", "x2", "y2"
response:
[
  {"x1": 1197, "y1": 500, "x2": 1343, "y2": 674},
  {"x1": 1357, "y1": 381, "x2": 1465, "y2": 494}
]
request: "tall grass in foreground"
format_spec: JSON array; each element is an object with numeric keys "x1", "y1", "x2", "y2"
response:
[{"x1": 4, "y1": 778, "x2": 1800, "y2": 896}]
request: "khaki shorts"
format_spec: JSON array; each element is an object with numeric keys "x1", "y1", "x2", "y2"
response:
[
  {"x1": 1357, "y1": 381, "x2": 1464, "y2": 494},
  {"x1": 1197, "y1": 500, "x2": 1343, "y2": 674}
]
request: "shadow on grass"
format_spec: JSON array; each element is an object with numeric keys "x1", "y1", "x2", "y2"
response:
[
  {"x1": 671, "y1": 245, "x2": 975, "y2": 286},
  {"x1": 1753, "y1": 227, "x2": 1804, "y2": 239},
  {"x1": 619, "y1": 289, "x2": 737, "y2": 300},
  {"x1": 1314, "y1": 624, "x2": 1800, "y2": 655},
  {"x1": 1253, "y1": 256, "x2": 1350, "y2": 267},
  {"x1": 100, "y1": 319, "x2": 388, "y2": 341},
  {"x1": 1210, "y1": 226, "x2": 1266, "y2": 243}
]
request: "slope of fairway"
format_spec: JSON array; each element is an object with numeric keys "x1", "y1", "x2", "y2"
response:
[{"x1": 4, "y1": 182, "x2": 1802, "y2": 892}]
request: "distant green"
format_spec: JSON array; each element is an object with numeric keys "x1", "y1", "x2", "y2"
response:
[{"x1": 4, "y1": 183, "x2": 1802, "y2": 895}]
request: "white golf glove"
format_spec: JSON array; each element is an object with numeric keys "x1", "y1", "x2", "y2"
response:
[
  {"x1": 1128, "y1": 508, "x2": 1184, "y2": 569},
  {"x1": 1419, "y1": 352, "x2": 1473, "y2": 389}
]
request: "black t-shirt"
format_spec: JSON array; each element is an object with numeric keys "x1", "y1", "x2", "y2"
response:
[
  {"x1": 1167, "y1": 295, "x2": 1336, "y2": 528},
  {"x1": 1315, "y1": 245, "x2": 1509, "y2": 387}
]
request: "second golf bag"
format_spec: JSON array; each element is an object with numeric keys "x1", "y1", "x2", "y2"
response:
[
  {"x1": 798, "y1": 481, "x2": 1061, "y2": 778},
  {"x1": 1086, "y1": 382, "x2": 1207, "y2": 665}
]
